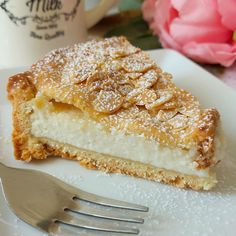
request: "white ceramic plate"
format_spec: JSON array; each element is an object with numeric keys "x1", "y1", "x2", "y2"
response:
[{"x1": 1, "y1": 49, "x2": 236, "y2": 236}]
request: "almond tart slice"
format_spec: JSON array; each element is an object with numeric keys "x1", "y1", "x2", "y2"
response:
[{"x1": 7, "y1": 37, "x2": 224, "y2": 190}]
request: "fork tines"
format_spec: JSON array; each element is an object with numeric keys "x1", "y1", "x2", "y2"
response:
[{"x1": 52, "y1": 190, "x2": 148, "y2": 235}]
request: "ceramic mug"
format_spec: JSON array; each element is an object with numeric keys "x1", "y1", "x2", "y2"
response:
[{"x1": 0, "y1": 0, "x2": 118, "y2": 68}]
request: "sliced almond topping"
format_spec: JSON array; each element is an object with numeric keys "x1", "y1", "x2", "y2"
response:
[
  {"x1": 178, "y1": 106, "x2": 199, "y2": 117},
  {"x1": 154, "y1": 74, "x2": 173, "y2": 90},
  {"x1": 117, "y1": 106, "x2": 139, "y2": 118},
  {"x1": 135, "y1": 89, "x2": 157, "y2": 106},
  {"x1": 138, "y1": 110, "x2": 151, "y2": 120},
  {"x1": 121, "y1": 53, "x2": 155, "y2": 72},
  {"x1": 126, "y1": 88, "x2": 143, "y2": 103},
  {"x1": 106, "y1": 37, "x2": 139, "y2": 58},
  {"x1": 86, "y1": 71, "x2": 102, "y2": 85},
  {"x1": 126, "y1": 88, "x2": 157, "y2": 106},
  {"x1": 101, "y1": 79, "x2": 117, "y2": 91},
  {"x1": 88, "y1": 80, "x2": 103, "y2": 92},
  {"x1": 109, "y1": 48, "x2": 138, "y2": 58},
  {"x1": 73, "y1": 72, "x2": 92, "y2": 84},
  {"x1": 117, "y1": 73, "x2": 137, "y2": 85},
  {"x1": 117, "y1": 77, "x2": 130, "y2": 85},
  {"x1": 87, "y1": 72, "x2": 117, "y2": 92},
  {"x1": 122, "y1": 101, "x2": 133, "y2": 109},
  {"x1": 86, "y1": 72, "x2": 103, "y2": 91},
  {"x1": 136, "y1": 69, "x2": 159, "y2": 89},
  {"x1": 160, "y1": 101, "x2": 177, "y2": 110},
  {"x1": 168, "y1": 114, "x2": 188, "y2": 130},
  {"x1": 155, "y1": 110, "x2": 178, "y2": 122},
  {"x1": 92, "y1": 90, "x2": 123, "y2": 114},
  {"x1": 72, "y1": 63, "x2": 98, "y2": 84},
  {"x1": 118, "y1": 84, "x2": 134, "y2": 96},
  {"x1": 145, "y1": 90, "x2": 173, "y2": 110},
  {"x1": 124, "y1": 73, "x2": 143, "y2": 80}
]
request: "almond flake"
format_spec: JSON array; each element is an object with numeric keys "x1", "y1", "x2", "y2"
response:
[
  {"x1": 136, "y1": 70, "x2": 159, "y2": 89},
  {"x1": 121, "y1": 53, "x2": 155, "y2": 72},
  {"x1": 178, "y1": 106, "x2": 199, "y2": 117},
  {"x1": 145, "y1": 91, "x2": 173, "y2": 110},
  {"x1": 88, "y1": 80, "x2": 103, "y2": 92},
  {"x1": 168, "y1": 114, "x2": 188, "y2": 130},
  {"x1": 126, "y1": 88, "x2": 143, "y2": 103},
  {"x1": 93, "y1": 90, "x2": 123, "y2": 114},
  {"x1": 124, "y1": 73, "x2": 142, "y2": 80},
  {"x1": 73, "y1": 63, "x2": 98, "y2": 84},
  {"x1": 135, "y1": 89, "x2": 157, "y2": 106},
  {"x1": 160, "y1": 101, "x2": 177, "y2": 110},
  {"x1": 118, "y1": 84, "x2": 134, "y2": 96},
  {"x1": 156, "y1": 110, "x2": 178, "y2": 122}
]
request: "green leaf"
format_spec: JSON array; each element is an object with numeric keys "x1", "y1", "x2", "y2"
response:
[
  {"x1": 104, "y1": 15, "x2": 162, "y2": 50},
  {"x1": 104, "y1": 16, "x2": 150, "y2": 39},
  {"x1": 118, "y1": 0, "x2": 143, "y2": 12},
  {"x1": 129, "y1": 35, "x2": 162, "y2": 50}
]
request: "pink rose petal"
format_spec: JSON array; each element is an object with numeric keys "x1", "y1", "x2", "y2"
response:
[
  {"x1": 183, "y1": 42, "x2": 236, "y2": 67},
  {"x1": 171, "y1": 0, "x2": 220, "y2": 25},
  {"x1": 170, "y1": 19, "x2": 231, "y2": 44},
  {"x1": 217, "y1": 0, "x2": 236, "y2": 30}
]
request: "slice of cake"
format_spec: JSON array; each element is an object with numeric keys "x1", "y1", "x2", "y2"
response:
[{"x1": 7, "y1": 37, "x2": 223, "y2": 190}]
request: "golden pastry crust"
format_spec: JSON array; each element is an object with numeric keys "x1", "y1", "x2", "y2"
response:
[
  {"x1": 5, "y1": 76, "x2": 217, "y2": 191},
  {"x1": 7, "y1": 37, "x2": 221, "y2": 190},
  {"x1": 7, "y1": 72, "x2": 47, "y2": 161}
]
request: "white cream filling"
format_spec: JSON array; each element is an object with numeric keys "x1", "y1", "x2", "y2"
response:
[{"x1": 29, "y1": 102, "x2": 218, "y2": 177}]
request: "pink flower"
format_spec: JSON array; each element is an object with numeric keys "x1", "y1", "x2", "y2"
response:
[{"x1": 142, "y1": 0, "x2": 236, "y2": 67}]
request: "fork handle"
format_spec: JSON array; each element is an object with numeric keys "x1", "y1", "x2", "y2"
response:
[{"x1": 0, "y1": 162, "x2": 9, "y2": 179}]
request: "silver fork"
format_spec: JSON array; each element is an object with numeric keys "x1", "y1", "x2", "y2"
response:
[{"x1": 0, "y1": 162, "x2": 148, "y2": 235}]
